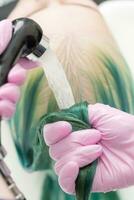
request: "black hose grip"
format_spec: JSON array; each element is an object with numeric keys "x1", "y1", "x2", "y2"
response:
[{"x1": 0, "y1": 18, "x2": 43, "y2": 86}]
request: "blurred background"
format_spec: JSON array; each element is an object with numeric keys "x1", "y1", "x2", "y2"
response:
[{"x1": 0, "y1": 0, "x2": 106, "y2": 20}]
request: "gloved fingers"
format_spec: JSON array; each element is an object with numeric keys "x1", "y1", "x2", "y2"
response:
[
  {"x1": 58, "y1": 161, "x2": 79, "y2": 194},
  {"x1": 8, "y1": 64, "x2": 27, "y2": 85},
  {"x1": 43, "y1": 121, "x2": 72, "y2": 145},
  {"x1": 55, "y1": 144, "x2": 102, "y2": 175},
  {"x1": 18, "y1": 58, "x2": 38, "y2": 69},
  {"x1": 88, "y1": 103, "x2": 128, "y2": 127},
  {"x1": 0, "y1": 100, "x2": 15, "y2": 118},
  {"x1": 0, "y1": 83, "x2": 20, "y2": 103},
  {"x1": 88, "y1": 103, "x2": 112, "y2": 127},
  {"x1": 49, "y1": 129, "x2": 101, "y2": 160},
  {"x1": 88, "y1": 103, "x2": 134, "y2": 138},
  {"x1": 0, "y1": 19, "x2": 12, "y2": 54},
  {"x1": 71, "y1": 129, "x2": 101, "y2": 145},
  {"x1": 7, "y1": 57, "x2": 38, "y2": 85}
]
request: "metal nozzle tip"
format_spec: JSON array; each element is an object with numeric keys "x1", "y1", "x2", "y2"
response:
[
  {"x1": 27, "y1": 34, "x2": 49, "y2": 61},
  {"x1": 32, "y1": 43, "x2": 46, "y2": 58}
]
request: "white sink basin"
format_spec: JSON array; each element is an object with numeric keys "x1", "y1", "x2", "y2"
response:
[
  {"x1": 99, "y1": 1, "x2": 134, "y2": 200},
  {"x1": 99, "y1": 0, "x2": 134, "y2": 77}
]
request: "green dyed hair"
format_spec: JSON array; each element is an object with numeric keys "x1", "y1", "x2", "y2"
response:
[{"x1": 10, "y1": 36, "x2": 134, "y2": 200}]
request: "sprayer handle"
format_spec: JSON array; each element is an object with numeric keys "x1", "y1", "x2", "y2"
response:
[{"x1": 0, "y1": 18, "x2": 43, "y2": 86}]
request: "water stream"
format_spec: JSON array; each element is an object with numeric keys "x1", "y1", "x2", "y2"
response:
[{"x1": 39, "y1": 48, "x2": 75, "y2": 109}]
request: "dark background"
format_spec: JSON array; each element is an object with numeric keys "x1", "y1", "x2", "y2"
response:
[{"x1": 0, "y1": 0, "x2": 106, "y2": 20}]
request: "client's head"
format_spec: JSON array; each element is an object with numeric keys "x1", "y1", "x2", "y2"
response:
[{"x1": 10, "y1": 2, "x2": 134, "y2": 170}]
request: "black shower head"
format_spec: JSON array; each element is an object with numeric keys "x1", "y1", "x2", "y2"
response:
[{"x1": 0, "y1": 17, "x2": 48, "y2": 86}]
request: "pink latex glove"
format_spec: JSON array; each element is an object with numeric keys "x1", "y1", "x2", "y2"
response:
[
  {"x1": 0, "y1": 20, "x2": 37, "y2": 118},
  {"x1": 44, "y1": 103, "x2": 134, "y2": 194}
]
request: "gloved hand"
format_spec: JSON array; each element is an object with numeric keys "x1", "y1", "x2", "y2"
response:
[
  {"x1": 44, "y1": 103, "x2": 134, "y2": 194},
  {"x1": 0, "y1": 20, "x2": 37, "y2": 118}
]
